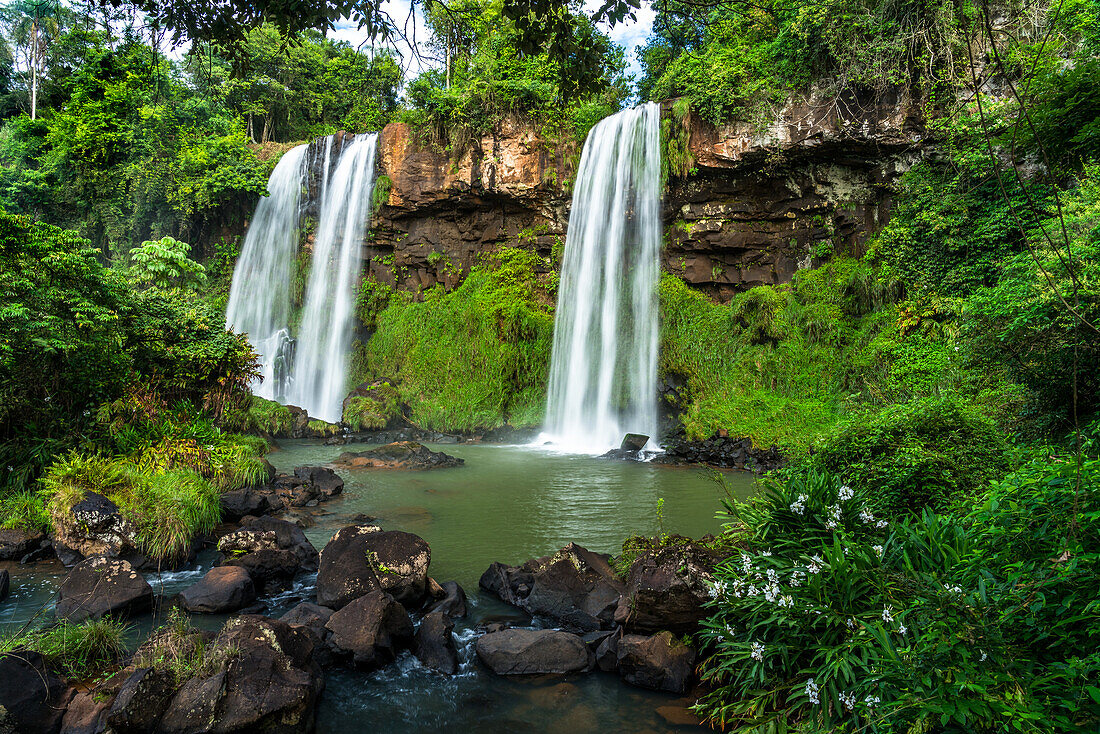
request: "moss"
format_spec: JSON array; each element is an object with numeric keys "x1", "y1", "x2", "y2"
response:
[
  {"x1": 306, "y1": 419, "x2": 340, "y2": 437},
  {"x1": 363, "y1": 248, "x2": 554, "y2": 432},
  {"x1": 343, "y1": 383, "x2": 401, "y2": 430},
  {"x1": 372, "y1": 174, "x2": 392, "y2": 216},
  {"x1": 0, "y1": 618, "x2": 127, "y2": 680},
  {"x1": 246, "y1": 396, "x2": 294, "y2": 436}
]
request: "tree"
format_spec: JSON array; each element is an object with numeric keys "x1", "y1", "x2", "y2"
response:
[{"x1": 2, "y1": 0, "x2": 68, "y2": 119}]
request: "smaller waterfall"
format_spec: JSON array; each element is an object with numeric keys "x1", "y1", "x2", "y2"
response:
[
  {"x1": 285, "y1": 134, "x2": 380, "y2": 423},
  {"x1": 541, "y1": 103, "x2": 662, "y2": 453},
  {"x1": 225, "y1": 144, "x2": 309, "y2": 402}
]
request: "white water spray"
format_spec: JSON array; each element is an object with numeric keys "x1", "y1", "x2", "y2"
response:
[
  {"x1": 541, "y1": 103, "x2": 662, "y2": 453},
  {"x1": 225, "y1": 144, "x2": 309, "y2": 402},
  {"x1": 285, "y1": 134, "x2": 379, "y2": 422}
]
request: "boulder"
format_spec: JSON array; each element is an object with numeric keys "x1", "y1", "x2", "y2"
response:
[
  {"x1": 217, "y1": 516, "x2": 318, "y2": 592},
  {"x1": 219, "y1": 487, "x2": 281, "y2": 521},
  {"x1": 616, "y1": 631, "x2": 696, "y2": 694},
  {"x1": 179, "y1": 566, "x2": 256, "y2": 614},
  {"x1": 49, "y1": 491, "x2": 142, "y2": 567},
  {"x1": 592, "y1": 630, "x2": 621, "y2": 672},
  {"x1": 614, "y1": 539, "x2": 724, "y2": 634},
  {"x1": 621, "y1": 434, "x2": 649, "y2": 451},
  {"x1": 331, "y1": 441, "x2": 464, "y2": 470},
  {"x1": 293, "y1": 466, "x2": 344, "y2": 497},
  {"x1": 0, "y1": 527, "x2": 46, "y2": 561},
  {"x1": 0, "y1": 570, "x2": 8, "y2": 603},
  {"x1": 157, "y1": 615, "x2": 323, "y2": 734},
  {"x1": 480, "y1": 544, "x2": 625, "y2": 633},
  {"x1": 425, "y1": 580, "x2": 468, "y2": 618},
  {"x1": 414, "y1": 611, "x2": 458, "y2": 674},
  {"x1": 55, "y1": 556, "x2": 152, "y2": 622},
  {"x1": 0, "y1": 650, "x2": 69, "y2": 734},
  {"x1": 59, "y1": 688, "x2": 110, "y2": 734},
  {"x1": 316, "y1": 525, "x2": 430, "y2": 609},
  {"x1": 324, "y1": 590, "x2": 414, "y2": 670},
  {"x1": 106, "y1": 666, "x2": 178, "y2": 733},
  {"x1": 270, "y1": 474, "x2": 320, "y2": 508},
  {"x1": 279, "y1": 602, "x2": 334, "y2": 642},
  {"x1": 475, "y1": 629, "x2": 593, "y2": 675}
]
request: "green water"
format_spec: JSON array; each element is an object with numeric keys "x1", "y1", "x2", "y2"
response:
[{"x1": 0, "y1": 441, "x2": 758, "y2": 732}]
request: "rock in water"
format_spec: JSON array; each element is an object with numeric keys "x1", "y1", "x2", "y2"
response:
[
  {"x1": 217, "y1": 516, "x2": 318, "y2": 593},
  {"x1": 331, "y1": 441, "x2": 464, "y2": 470},
  {"x1": 425, "y1": 580, "x2": 468, "y2": 618},
  {"x1": 621, "y1": 433, "x2": 649, "y2": 451},
  {"x1": 614, "y1": 538, "x2": 725, "y2": 634},
  {"x1": 480, "y1": 543, "x2": 624, "y2": 633},
  {"x1": 324, "y1": 590, "x2": 414, "y2": 669},
  {"x1": 294, "y1": 466, "x2": 344, "y2": 496},
  {"x1": 106, "y1": 666, "x2": 179, "y2": 732},
  {"x1": 415, "y1": 611, "x2": 458, "y2": 674},
  {"x1": 0, "y1": 527, "x2": 45, "y2": 561},
  {"x1": 156, "y1": 615, "x2": 323, "y2": 734},
  {"x1": 50, "y1": 491, "x2": 143, "y2": 567},
  {"x1": 0, "y1": 569, "x2": 8, "y2": 602},
  {"x1": 316, "y1": 524, "x2": 431, "y2": 609},
  {"x1": 475, "y1": 629, "x2": 593, "y2": 675},
  {"x1": 616, "y1": 631, "x2": 696, "y2": 693},
  {"x1": 0, "y1": 650, "x2": 68, "y2": 733},
  {"x1": 280, "y1": 602, "x2": 335, "y2": 642},
  {"x1": 55, "y1": 556, "x2": 152, "y2": 622},
  {"x1": 179, "y1": 566, "x2": 256, "y2": 614}
]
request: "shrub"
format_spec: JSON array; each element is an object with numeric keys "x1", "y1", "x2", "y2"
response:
[
  {"x1": 132, "y1": 608, "x2": 230, "y2": 683},
  {"x1": 807, "y1": 396, "x2": 1009, "y2": 515},
  {"x1": 0, "y1": 490, "x2": 51, "y2": 532},
  {"x1": 0, "y1": 618, "x2": 128, "y2": 680},
  {"x1": 245, "y1": 396, "x2": 295, "y2": 436}
]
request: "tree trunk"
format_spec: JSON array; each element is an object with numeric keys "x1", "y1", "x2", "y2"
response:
[{"x1": 29, "y1": 19, "x2": 38, "y2": 120}]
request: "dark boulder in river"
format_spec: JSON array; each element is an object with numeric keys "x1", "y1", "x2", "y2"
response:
[
  {"x1": 316, "y1": 524, "x2": 431, "y2": 609},
  {"x1": 179, "y1": 566, "x2": 256, "y2": 614},
  {"x1": 156, "y1": 615, "x2": 324, "y2": 734},
  {"x1": 475, "y1": 629, "x2": 593, "y2": 675},
  {"x1": 217, "y1": 516, "x2": 318, "y2": 593},
  {"x1": 55, "y1": 556, "x2": 152, "y2": 622},
  {"x1": 280, "y1": 602, "x2": 335, "y2": 643},
  {"x1": 49, "y1": 491, "x2": 145, "y2": 567},
  {"x1": 480, "y1": 543, "x2": 625, "y2": 633},
  {"x1": 614, "y1": 537, "x2": 725, "y2": 634},
  {"x1": 616, "y1": 631, "x2": 696, "y2": 694},
  {"x1": 0, "y1": 526, "x2": 46, "y2": 562},
  {"x1": 324, "y1": 590, "x2": 414, "y2": 670},
  {"x1": 331, "y1": 441, "x2": 463, "y2": 470},
  {"x1": 425, "y1": 579, "x2": 468, "y2": 618},
  {"x1": 415, "y1": 610, "x2": 459, "y2": 674},
  {"x1": 0, "y1": 650, "x2": 68, "y2": 733}
]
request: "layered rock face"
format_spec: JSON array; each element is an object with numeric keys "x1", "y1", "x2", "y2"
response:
[
  {"x1": 662, "y1": 91, "x2": 926, "y2": 300},
  {"x1": 366, "y1": 118, "x2": 575, "y2": 292},
  {"x1": 335, "y1": 95, "x2": 927, "y2": 301}
]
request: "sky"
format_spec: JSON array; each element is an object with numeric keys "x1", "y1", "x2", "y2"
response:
[{"x1": 328, "y1": 0, "x2": 655, "y2": 82}]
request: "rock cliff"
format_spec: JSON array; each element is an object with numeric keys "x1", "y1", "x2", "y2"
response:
[{"x1": 304, "y1": 96, "x2": 927, "y2": 301}]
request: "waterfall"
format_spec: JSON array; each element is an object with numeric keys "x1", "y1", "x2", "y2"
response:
[
  {"x1": 285, "y1": 133, "x2": 379, "y2": 423},
  {"x1": 225, "y1": 143, "x2": 309, "y2": 402},
  {"x1": 541, "y1": 103, "x2": 662, "y2": 453}
]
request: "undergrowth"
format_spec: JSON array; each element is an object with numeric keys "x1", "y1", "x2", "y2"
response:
[{"x1": 0, "y1": 618, "x2": 128, "y2": 680}]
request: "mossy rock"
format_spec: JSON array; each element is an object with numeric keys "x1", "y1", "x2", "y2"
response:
[{"x1": 342, "y1": 382, "x2": 401, "y2": 431}]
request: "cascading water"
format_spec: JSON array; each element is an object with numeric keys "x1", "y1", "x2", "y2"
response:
[
  {"x1": 284, "y1": 134, "x2": 379, "y2": 423},
  {"x1": 225, "y1": 144, "x2": 309, "y2": 402},
  {"x1": 541, "y1": 103, "x2": 662, "y2": 453}
]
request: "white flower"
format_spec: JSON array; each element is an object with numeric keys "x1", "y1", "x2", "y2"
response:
[
  {"x1": 789, "y1": 570, "x2": 805, "y2": 587},
  {"x1": 732, "y1": 579, "x2": 745, "y2": 598},
  {"x1": 882, "y1": 606, "x2": 894, "y2": 623},
  {"x1": 709, "y1": 580, "x2": 728, "y2": 599},
  {"x1": 838, "y1": 485, "x2": 854, "y2": 501},
  {"x1": 824, "y1": 519, "x2": 838, "y2": 530},
  {"x1": 840, "y1": 691, "x2": 857, "y2": 711},
  {"x1": 846, "y1": 617, "x2": 857, "y2": 630},
  {"x1": 864, "y1": 695, "x2": 881, "y2": 707},
  {"x1": 805, "y1": 678, "x2": 820, "y2": 705},
  {"x1": 746, "y1": 584, "x2": 758, "y2": 597},
  {"x1": 946, "y1": 584, "x2": 963, "y2": 594},
  {"x1": 829, "y1": 504, "x2": 842, "y2": 520},
  {"x1": 766, "y1": 568, "x2": 778, "y2": 584},
  {"x1": 979, "y1": 650, "x2": 987, "y2": 662},
  {"x1": 875, "y1": 519, "x2": 888, "y2": 529},
  {"x1": 724, "y1": 623, "x2": 735, "y2": 637},
  {"x1": 860, "y1": 507, "x2": 875, "y2": 523},
  {"x1": 873, "y1": 545, "x2": 884, "y2": 558},
  {"x1": 760, "y1": 550, "x2": 773, "y2": 557},
  {"x1": 763, "y1": 583, "x2": 780, "y2": 603},
  {"x1": 778, "y1": 594, "x2": 794, "y2": 608},
  {"x1": 808, "y1": 556, "x2": 824, "y2": 574},
  {"x1": 741, "y1": 553, "x2": 753, "y2": 573},
  {"x1": 789, "y1": 493, "x2": 808, "y2": 515},
  {"x1": 898, "y1": 624, "x2": 907, "y2": 635},
  {"x1": 750, "y1": 641, "x2": 765, "y2": 661}
]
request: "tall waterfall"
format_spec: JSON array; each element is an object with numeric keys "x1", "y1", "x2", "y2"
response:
[
  {"x1": 285, "y1": 134, "x2": 379, "y2": 422},
  {"x1": 541, "y1": 103, "x2": 662, "y2": 453},
  {"x1": 226, "y1": 133, "x2": 379, "y2": 423},
  {"x1": 225, "y1": 143, "x2": 309, "y2": 402}
]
